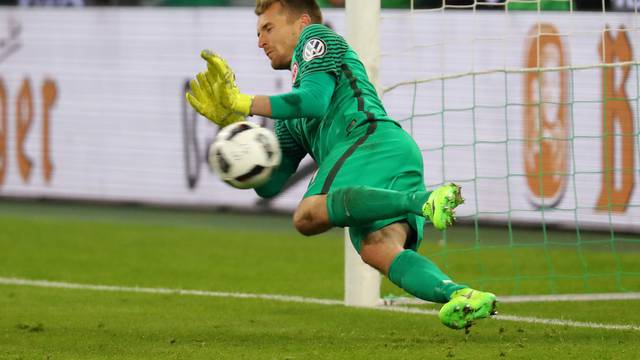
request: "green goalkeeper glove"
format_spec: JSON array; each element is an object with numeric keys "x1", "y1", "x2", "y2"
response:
[{"x1": 186, "y1": 50, "x2": 254, "y2": 127}]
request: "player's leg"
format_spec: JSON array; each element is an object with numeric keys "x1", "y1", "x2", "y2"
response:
[
  {"x1": 359, "y1": 222, "x2": 467, "y2": 304},
  {"x1": 358, "y1": 222, "x2": 497, "y2": 330},
  {"x1": 312, "y1": 122, "x2": 462, "y2": 231},
  {"x1": 326, "y1": 183, "x2": 463, "y2": 231},
  {"x1": 292, "y1": 183, "x2": 463, "y2": 235}
]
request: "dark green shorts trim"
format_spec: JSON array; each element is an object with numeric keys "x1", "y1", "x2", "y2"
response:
[{"x1": 321, "y1": 121, "x2": 377, "y2": 194}]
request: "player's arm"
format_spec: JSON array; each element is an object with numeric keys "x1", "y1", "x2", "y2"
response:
[
  {"x1": 249, "y1": 72, "x2": 336, "y2": 119},
  {"x1": 186, "y1": 51, "x2": 336, "y2": 126},
  {"x1": 254, "y1": 121, "x2": 307, "y2": 198}
]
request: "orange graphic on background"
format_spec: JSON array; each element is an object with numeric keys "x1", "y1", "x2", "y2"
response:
[
  {"x1": 42, "y1": 79, "x2": 57, "y2": 183},
  {"x1": 16, "y1": 78, "x2": 33, "y2": 182},
  {"x1": 523, "y1": 23, "x2": 569, "y2": 206},
  {"x1": 596, "y1": 26, "x2": 635, "y2": 212}
]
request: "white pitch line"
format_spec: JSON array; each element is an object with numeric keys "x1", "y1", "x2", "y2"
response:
[
  {"x1": 375, "y1": 306, "x2": 640, "y2": 331},
  {"x1": 1, "y1": 277, "x2": 639, "y2": 332},
  {"x1": 497, "y1": 292, "x2": 640, "y2": 303},
  {"x1": 0, "y1": 277, "x2": 342, "y2": 306},
  {"x1": 387, "y1": 292, "x2": 640, "y2": 305}
]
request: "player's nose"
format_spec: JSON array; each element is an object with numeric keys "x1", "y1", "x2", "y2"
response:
[{"x1": 257, "y1": 34, "x2": 267, "y2": 49}]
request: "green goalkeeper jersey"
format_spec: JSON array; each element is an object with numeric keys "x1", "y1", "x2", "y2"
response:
[{"x1": 278, "y1": 24, "x2": 395, "y2": 164}]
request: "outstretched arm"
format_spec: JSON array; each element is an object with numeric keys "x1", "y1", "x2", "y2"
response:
[
  {"x1": 187, "y1": 51, "x2": 336, "y2": 126},
  {"x1": 250, "y1": 72, "x2": 336, "y2": 120}
]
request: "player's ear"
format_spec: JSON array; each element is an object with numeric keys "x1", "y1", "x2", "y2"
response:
[{"x1": 299, "y1": 13, "x2": 312, "y2": 27}]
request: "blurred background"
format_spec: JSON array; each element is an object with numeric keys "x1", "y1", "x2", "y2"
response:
[
  {"x1": 0, "y1": 0, "x2": 637, "y2": 293},
  {"x1": 0, "y1": 0, "x2": 638, "y2": 357},
  {"x1": 0, "y1": 0, "x2": 638, "y2": 11}
]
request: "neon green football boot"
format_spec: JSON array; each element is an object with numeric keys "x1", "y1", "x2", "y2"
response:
[
  {"x1": 422, "y1": 183, "x2": 464, "y2": 230},
  {"x1": 439, "y1": 288, "x2": 498, "y2": 330}
]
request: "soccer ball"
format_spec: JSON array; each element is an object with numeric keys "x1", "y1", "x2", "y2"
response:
[{"x1": 208, "y1": 121, "x2": 281, "y2": 189}]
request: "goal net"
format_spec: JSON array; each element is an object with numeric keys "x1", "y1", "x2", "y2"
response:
[{"x1": 345, "y1": 0, "x2": 640, "y2": 304}]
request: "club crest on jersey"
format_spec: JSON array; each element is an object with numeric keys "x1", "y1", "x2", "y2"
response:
[
  {"x1": 303, "y1": 38, "x2": 327, "y2": 61},
  {"x1": 291, "y1": 61, "x2": 299, "y2": 83}
]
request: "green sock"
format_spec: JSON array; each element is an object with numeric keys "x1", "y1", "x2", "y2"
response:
[
  {"x1": 326, "y1": 186, "x2": 429, "y2": 227},
  {"x1": 388, "y1": 249, "x2": 466, "y2": 303}
]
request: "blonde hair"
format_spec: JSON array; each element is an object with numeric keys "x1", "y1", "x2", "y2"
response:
[{"x1": 255, "y1": 0, "x2": 323, "y2": 24}]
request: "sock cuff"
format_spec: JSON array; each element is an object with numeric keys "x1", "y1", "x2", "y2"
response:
[
  {"x1": 326, "y1": 190, "x2": 346, "y2": 227},
  {"x1": 408, "y1": 190, "x2": 430, "y2": 215},
  {"x1": 443, "y1": 283, "x2": 468, "y2": 300}
]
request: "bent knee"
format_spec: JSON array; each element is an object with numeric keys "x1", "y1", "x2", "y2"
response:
[
  {"x1": 293, "y1": 198, "x2": 332, "y2": 236},
  {"x1": 359, "y1": 246, "x2": 378, "y2": 268},
  {"x1": 359, "y1": 223, "x2": 411, "y2": 274},
  {"x1": 293, "y1": 210, "x2": 317, "y2": 236}
]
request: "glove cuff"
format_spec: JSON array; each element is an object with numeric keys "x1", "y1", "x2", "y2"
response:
[{"x1": 234, "y1": 93, "x2": 254, "y2": 116}]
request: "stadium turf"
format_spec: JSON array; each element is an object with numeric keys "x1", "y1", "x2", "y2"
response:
[{"x1": 0, "y1": 200, "x2": 638, "y2": 359}]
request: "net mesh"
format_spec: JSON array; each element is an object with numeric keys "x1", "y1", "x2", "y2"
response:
[{"x1": 379, "y1": 1, "x2": 640, "y2": 295}]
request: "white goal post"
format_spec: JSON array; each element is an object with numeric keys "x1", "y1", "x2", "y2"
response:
[{"x1": 344, "y1": 0, "x2": 382, "y2": 307}]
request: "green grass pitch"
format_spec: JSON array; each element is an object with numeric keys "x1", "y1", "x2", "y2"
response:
[{"x1": 0, "y1": 200, "x2": 638, "y2": 359}]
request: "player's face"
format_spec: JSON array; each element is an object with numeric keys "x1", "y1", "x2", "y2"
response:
[{"x1": 257, "y1": 2, "x2": 304, "y2": 70}]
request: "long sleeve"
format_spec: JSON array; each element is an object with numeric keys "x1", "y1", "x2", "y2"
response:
[
  {"x1": 269, "y1": 72, "x2": 336, "y2": 120},
  {"x1": 254, "y1": 121, "x2": 307, "y2": 198}
]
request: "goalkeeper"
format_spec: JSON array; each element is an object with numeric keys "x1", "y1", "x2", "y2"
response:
[{"x1": 186, "y1": 0, "x2": 496, "y2": 330}]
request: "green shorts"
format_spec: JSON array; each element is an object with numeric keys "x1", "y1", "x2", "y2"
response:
[{"x1": 304, "y1": 120, "x2": 427, "y2": 253}]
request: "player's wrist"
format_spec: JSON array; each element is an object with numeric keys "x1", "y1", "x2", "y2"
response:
[{"x1": 234, "y1": 93, "x2": 254, "y2": 116}]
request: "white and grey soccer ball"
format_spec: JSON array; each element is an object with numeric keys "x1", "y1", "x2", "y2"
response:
[{"x1": 208, "y1": 121, "x2": 281, "y2": 189}]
